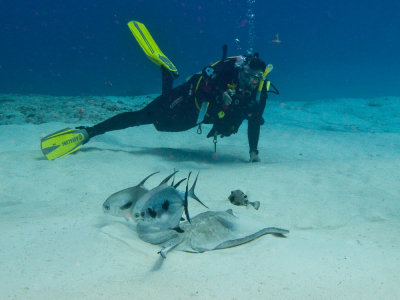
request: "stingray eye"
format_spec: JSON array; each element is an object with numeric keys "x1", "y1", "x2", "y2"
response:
[
  {"x1": 244, "y1": 195, "x2": 247, "y2": 198},
  {"x1": 134, "y1": 213, "x2": 140, "y2": 218},
  {"x1": 104, "y1": 204, "x2": 110, "y2": 210}
]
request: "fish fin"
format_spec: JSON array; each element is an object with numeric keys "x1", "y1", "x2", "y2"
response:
[
  {"x1": 183, "y1": 172, "x2": 191, "y2": 223},
  {"x1": 170, "y1": 226, "x2": 184, "y2": 233},
  {"x1": 171, "y1": 168, "x2": 177, "y2": 186},
  {"x1": 119, "y1": 201, "x2": 133, "y2": 210},
  {"x1": 173, "y1": 178, "x2": 187, "y2": 189},
  {"x1": 226, "y1": 209, "x2": 235, "y2": 216},
  {"x1": 188, "y1": 171, "x2": 208, "y2": 208},
  {"x1": 137, "y1": 171, "x2": 159, "y2": 187},
  {"x1": 159, "y1": 170, "x2": 179, "y2": 186}
]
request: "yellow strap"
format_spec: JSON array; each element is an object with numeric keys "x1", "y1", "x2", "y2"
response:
[
  {"x1": 266, "y1": 80, "x2": 271, "y2": 91},
  {"x1": 258, "y1": 64, "x2": 274, "y2": 92}
]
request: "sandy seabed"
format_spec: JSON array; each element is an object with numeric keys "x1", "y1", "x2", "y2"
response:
[{"x1": 1, "y1": 95, "x2": 399, "y2": 299}]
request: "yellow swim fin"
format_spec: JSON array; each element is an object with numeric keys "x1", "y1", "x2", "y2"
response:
[
  {"x1": 40, "y1": 128, "x2": 89, "y2": 160},
  {"x1": 127, "y1": 20, "x2": 179, "y2": 78}
]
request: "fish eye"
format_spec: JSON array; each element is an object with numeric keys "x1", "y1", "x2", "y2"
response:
[
  {"x1": 104, "y1": 205, "x2": 110, "y2": 210},
  {"x1": 135, "y1": 213, "x2": 140, "y2": 218}
]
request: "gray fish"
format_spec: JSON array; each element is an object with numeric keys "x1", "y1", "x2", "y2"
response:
[
  {"x1": 131, "y1": 171, "x2": 207, "y2": 231},
  {"x1": 136, "y1": 209, "x2": 289, "y2": 258},
  {"x1": 228, "y1": 190, "x2": 260, "y2": 210},
  {"x1": 102, "y1": 171, "x2": 159, "y2": 217},
  {"x1": 133, "y1": 184, "x2": 186, "y2": 231}
]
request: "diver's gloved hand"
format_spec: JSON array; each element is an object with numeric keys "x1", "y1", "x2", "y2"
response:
[
  {"x1": 249, "y1": 150, "x2": 261, "y2": 163},
  {"x1": 222, "y1": 89, "x2": 235, "y2": 106}
]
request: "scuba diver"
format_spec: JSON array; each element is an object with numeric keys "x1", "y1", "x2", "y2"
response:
[{"x1": 41, "y1": 21, "x2": 279, "y2": 162}]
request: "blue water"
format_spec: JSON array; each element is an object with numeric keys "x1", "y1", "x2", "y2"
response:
[{"x1": 1, "y1": 0, "x2": 399, "y2": 101}]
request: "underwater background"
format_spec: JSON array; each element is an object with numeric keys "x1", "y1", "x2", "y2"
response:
[{"x1": 0, "y1": 0, "x2": 399, "y2": 101}]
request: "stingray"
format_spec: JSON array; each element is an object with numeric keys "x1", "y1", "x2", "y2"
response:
[{"x1": 137, "y1": 209, "x2": 289, "y2": 258}]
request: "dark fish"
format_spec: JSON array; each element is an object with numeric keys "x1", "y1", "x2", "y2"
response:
[{"x1": 228, "y1": 190, "x2": 260, "y2": 210}]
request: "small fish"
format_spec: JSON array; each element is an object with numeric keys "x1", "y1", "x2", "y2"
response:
[
  {"x1": 102, "y1": 172, "x2": 159, "y2": 217},
  {"x1": 228, "y1": 190, "x2": 260, "y2": 210}
]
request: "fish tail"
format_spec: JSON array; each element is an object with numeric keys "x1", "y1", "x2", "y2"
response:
[{"x1": 252, "y1": 201, "x2": 260, "y2": 210}]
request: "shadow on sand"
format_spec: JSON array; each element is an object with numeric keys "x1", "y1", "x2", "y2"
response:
[{"x1": 80, "y1": 146, "x2": 247, "y2": 164}]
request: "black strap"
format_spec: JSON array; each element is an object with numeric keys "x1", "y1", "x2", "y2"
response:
[
  {"x1": 221, "y1": 44, "x2": 228, "y2": 61},
  {"x1": 269, "y1": 82, "x2": 280, "y2": 95}
]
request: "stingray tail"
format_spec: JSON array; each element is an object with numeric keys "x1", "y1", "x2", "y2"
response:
[
  {"x1": 159, "y1": 235, "x2": 184, "y2": 258},
  {"x1": 213, "y1": 227, "x2": 289, "y2": 250}
]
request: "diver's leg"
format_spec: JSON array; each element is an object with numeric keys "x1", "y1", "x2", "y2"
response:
[
  {"x1": 84, "y1": 96, "x2": 164, "y2": 138},
  {"x1": 161, "y1": 66, "x2": 174, "y2": 95}
]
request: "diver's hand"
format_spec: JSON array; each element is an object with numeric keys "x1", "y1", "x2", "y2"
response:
[
  {"x1": 249, "y1": 151, "x2": 261, "y2": 163},
  {"x1": 222, "y1": 89, "x2": 234, "y2": 106}
]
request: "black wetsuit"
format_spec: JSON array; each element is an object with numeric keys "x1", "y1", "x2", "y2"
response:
[{"x1": 86, "y1": 57, "x2": 269, "y2": 153}]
